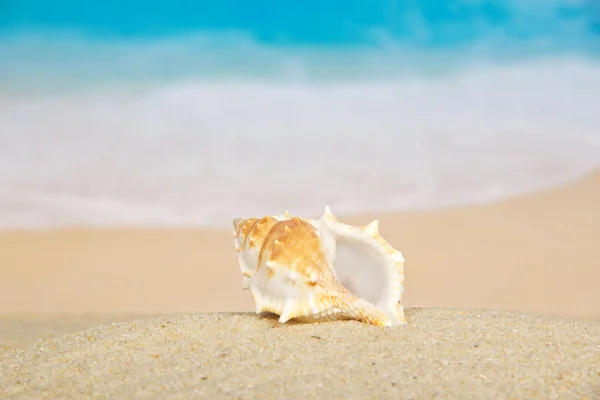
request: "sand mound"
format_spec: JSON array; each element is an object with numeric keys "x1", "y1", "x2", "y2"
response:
[
  {"x1": 0, "y1": 314, "x2": 154, "y2": 351},
  {"x1": 1, "y1": 309, "x2": 599, "y2": 399}
]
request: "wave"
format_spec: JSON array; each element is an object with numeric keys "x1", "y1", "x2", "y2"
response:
[
  {"x1": 0, "y1": 1, "x2": 598, "y2": 228},
  {"x1": 0, "y1": 56, "x2": 598, "y2": 228}
]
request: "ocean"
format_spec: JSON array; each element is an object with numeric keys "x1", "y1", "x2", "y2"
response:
[{"x1": 0, "y1": 0, "x2": 599, "y2": 228}]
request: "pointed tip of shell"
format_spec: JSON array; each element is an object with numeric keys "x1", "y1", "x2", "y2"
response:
[
  {"x1": 362, "y1": 220, "x2": 379, "y2": 234},
  {"x1": 278, "y1": 302, "x2": 295, "y2": 324},
  {"x1": 232, "y1": 217, "x2": 244, "y2": 233},
  {"x1": 322, "y1": 205, "x2": 337, "y2": 222},
  {"x1": 242, "y1": 276, "x2": 251, "y2": 289}
]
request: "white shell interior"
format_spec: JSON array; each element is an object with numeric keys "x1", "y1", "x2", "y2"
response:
[
  {"x1": 333, "y1": 237, "x2": 393, "y2": 317},
  {"x1": 309, "y1": 215, "x2": 399, "y2": 323},
  {"x1": 334, "y1": 238, "x2": 384, "y2": 303}
]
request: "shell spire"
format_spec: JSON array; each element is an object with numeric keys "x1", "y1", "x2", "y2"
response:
[{"x1": 232, "y1": 207, "x2": 407, "y2": 327}]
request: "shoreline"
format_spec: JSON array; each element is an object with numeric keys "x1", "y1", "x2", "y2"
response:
[
  {"x1": 1, "y1": 169, "x2": 599, "y2": 320},
  {"x1": 0, "y1": 166, "x2": 598, "y2": 233}
]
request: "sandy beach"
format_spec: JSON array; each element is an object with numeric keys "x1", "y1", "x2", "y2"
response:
[
  {"x1": 1, "y1": 310, "x2": 599, "y2": 399},
  {"x1": 2, "y1": 1, "x2": 599, "y2": 398},
  {"x1": 1, "y1": 171, "x2": 599, "y2": 398},
  {"x1": 1, "y1": 170, "x2": 599, "y2": 318}
]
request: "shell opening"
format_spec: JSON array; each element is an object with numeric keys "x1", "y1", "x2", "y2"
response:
[{"x1": 332, "y1": 237, "x2": 394, "y2": 320}]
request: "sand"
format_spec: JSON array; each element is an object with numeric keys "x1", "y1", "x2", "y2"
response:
[
  {"x1": 1, "y1": 310, "x2": 599, "y2": 399},
  {"x1": 0, "y1": 314, "x2": 155, "y2": 351},
  {"x1": 1, "y1": 170, "x2": 599, "y2": 318},
  {"x1": 1, "y1": 171, "x2": 600, "y2": 398}
]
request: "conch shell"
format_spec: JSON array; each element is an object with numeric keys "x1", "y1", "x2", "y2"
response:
[{"x1": 232, "y1": 207, "x2": 406, "y2": 327}]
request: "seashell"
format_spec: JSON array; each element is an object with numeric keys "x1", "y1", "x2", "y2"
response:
[{"x1": 232, "y1": 206, "x2": 406, "y2": 327}]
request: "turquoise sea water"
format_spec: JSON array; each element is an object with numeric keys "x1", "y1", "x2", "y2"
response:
[
  {"x1": 1, "y1": 0, "x2": 599, "y2": 88},
  {"x1": 1, "y1": 0, "x2": 598, "y2": 47},
  {"x1": 0, "y1": 0, "x2": 599, "y2": 227}
]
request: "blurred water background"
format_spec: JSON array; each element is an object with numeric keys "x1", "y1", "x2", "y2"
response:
[{"x1": 0, "y1": 0, "x2": 599, "y2": 228}]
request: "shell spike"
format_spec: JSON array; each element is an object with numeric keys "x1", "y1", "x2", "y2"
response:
[
  {"x1": 278, "y1": 302, "x2": 297, "y2": 323},
  {"x1": 250, "y1": 289, "x2": 266, "y2": 313},
  {"x1": 363, "y1": 220, "x2": 379, "y2": 234},
  {"x1": 322, "y1": 205, "x2": 337, "y2": 222},
  {"x1": 242, "y1": 276, "x2": 251, "y2": 289},
  {"x1": 284, "y1": 210, "x2": 292, "y2": 218}
]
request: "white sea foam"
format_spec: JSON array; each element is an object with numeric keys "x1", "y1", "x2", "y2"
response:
[{"x1": 0, "y1": 56, "x2": 599, "y2": 228}]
